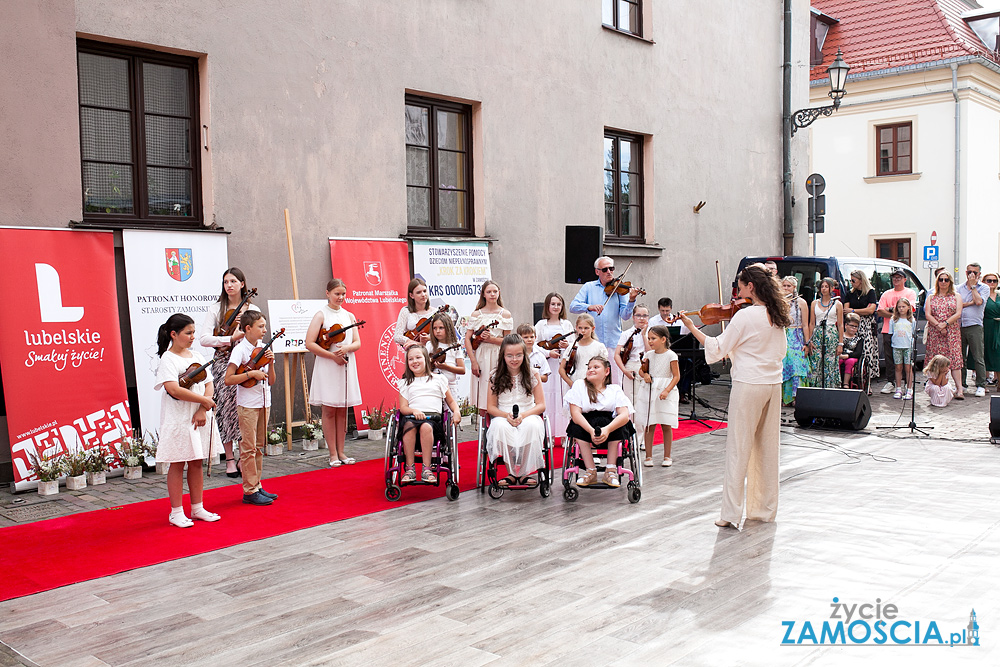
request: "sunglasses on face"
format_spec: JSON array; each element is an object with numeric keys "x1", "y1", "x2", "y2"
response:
[
  {"x1": 938, "y1": 277, "x2": 951, "y2": 282},
  {"x1": 986, "y1": 278, "x2": 998, "y2": 284},
  {"x1": 968, "y1": 270, "x2": 980, "y2": 275},
  {"x1": 598, "y1": 266, "x2": 615, "y2": 273}
]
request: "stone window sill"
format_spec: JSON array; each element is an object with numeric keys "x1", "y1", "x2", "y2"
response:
[{"x1": 863, "y1": 173, "x2": 921, "y2": 184}]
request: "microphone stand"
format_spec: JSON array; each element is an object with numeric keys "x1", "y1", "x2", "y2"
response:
[{"x1": 878, "y1": 317, "x2": 933, "y2": 436}]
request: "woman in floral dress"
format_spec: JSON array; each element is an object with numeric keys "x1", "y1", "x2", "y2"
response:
[{"x1": 924, "y1": 272, "x2": 965, "y2": 399}]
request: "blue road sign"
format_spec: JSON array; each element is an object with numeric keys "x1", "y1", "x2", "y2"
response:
[{"x1": 923, "y1": 246, "x2": 939, "y2": 261}]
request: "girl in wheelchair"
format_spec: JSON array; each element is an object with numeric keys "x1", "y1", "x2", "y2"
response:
[
  {"x1": 398, "y1": 345, "x2": 461, "y2": 483},
  {"x1": 486, "y1": 334, "x2": 547, "y2": 487},
  {"x1": 839, "y1": 313, "x2": 865, "y2": 389},
  {"x1": 564, "y1": 356, "x2": 636, "y2": 488}
]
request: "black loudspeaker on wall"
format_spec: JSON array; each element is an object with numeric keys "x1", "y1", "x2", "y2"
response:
[
  {"x1": 565, "y1": 226, "x2": 603, "y2": 284},
  {"x1": 990, "y1": 396, "x2": 1000, "y2": 442},
  {"x1": 794, "y1": 387, "x2": 871, "y2": 430}
]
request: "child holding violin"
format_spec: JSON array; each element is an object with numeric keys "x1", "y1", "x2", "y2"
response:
[
  {"x1": 225, "y1": 310, "x2": 278, "y2": 506},
  {"x1": 306, "y1": 278, "x2": 363, "y2": 467},
  {"x1": 426, "y1": 312, "x2": 465, "y2": 397},
  {"x1": 615, "y1": 303, "x2": 650, "y2": 409},
  {"x1": 394, "y1": 278, "x2": 437, "y2": 350},
  {"x1": 200, "y1": 267, "x2": 258, "y2": 478},
  {"x1": 634, "y1": 325, "x2": 680, "y2": 467},
  {"x1": 559, "y1": 314, "x2": 607, "y2": 387},
  {"x1": 155, "y1": 313, "x2": 222, "y2": 527},
  {"x1": 535, "y1": 292, "x2": 574, "y2": 441},
  {"x1": 465, "y1": 280, "x2": 513, "y2": 419}
]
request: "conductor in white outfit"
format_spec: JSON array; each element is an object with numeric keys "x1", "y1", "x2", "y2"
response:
[{"x1": 679, "y1": 264, "x2": 789, "y2": 529}]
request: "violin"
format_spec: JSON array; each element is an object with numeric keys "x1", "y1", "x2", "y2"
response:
[
  {"x1": 470, "y1": 320, "x2": 500, "y2": 351},
  {"x1": 668, "y1": 298, "x2": 753, "y2": 326},
  {"x1": 639, "y1": 352, "x2": 650, "y2": 375},
  {"x1": 620, "y1": 327, "x2": 640, "y2": 362},
  {"x1": 603, "y1": 279, "x2": 647, "y2": 298},
  {"x1": 563, "y1": 336, "x2": 582, "y2": 377},
  {"x1": 430, "y1": 343, "x2": 462, "y2": 364},
  {"x1": 404, "y1": 305, "x2": 449, "y2": 341},
  {"x1": 237, "y1": 329, "x2": 286, "y2": 388},
  {"x1": 214, "y1": 288, "x2": 259, "y2": 337},
  {"x1": 316, "y1": 320, "x2": 366, "y2": 350},
  {"x1": 537, "y1": 332, "x2": 571, "y2": 351},
  {"x1": 178, "y1": 360, "x2": 213, "y2": 390}
]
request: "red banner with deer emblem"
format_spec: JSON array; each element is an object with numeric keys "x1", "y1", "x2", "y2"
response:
[
  {"x1": 0, "y1": 228, "x2": 130, "y2": 490},
  {"x1": 328, "y1": 239, "x2": 410, "y2": 423}
]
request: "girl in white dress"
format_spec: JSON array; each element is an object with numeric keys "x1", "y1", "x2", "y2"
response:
[
  {"x1": 465, "y1": 280, "x2": 513, "y2": 418},
  {"x1": 559, "y1": 314, "x2": 607, "y2": 387},
  {"x1": 398, "y1": 346, "x2": 462, "y2": 483},
  {"x1": 564, "y1": 357, "x2": 636, "y2": 488},
  {"x1": 486, "y1": 334, "x2": 547, "y2": 487},
  {"x1": 534, "y1": 292, "x2": 573, "y2": 441},
  {"x1": 154, "y1": 314, "x2": 221, "y2": 528},
  {"x1": 200, "y1": 267, "x2": 259, "y2": 477},
  {"x1": 393, "y1": 278, "x2": 436, "y2": 351},
  {"x1": 635, "y1": 325, "x2": 680, "y2": 467},
  {"x1": 426, "y1": 312, "x2": 465, "y2": 397},
  {"x1": 615, "y1": 303, "x2": 650, "y2": 450},
  {"x1": 306, "y1": 279, "x2": 363, "y2": 467}
]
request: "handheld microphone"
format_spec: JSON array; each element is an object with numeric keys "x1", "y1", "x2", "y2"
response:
[
  {"x1": 512, "y1": 405, "x2": 519, "y2": 419},
  {"x1": 594, "y1": 426, "x2": 602, "y2": 438}
]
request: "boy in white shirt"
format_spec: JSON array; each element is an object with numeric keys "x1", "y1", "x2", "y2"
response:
[
  {"x1": 225, "y1": 311, "x2": 277, "y2": 506},
  {"x1": 517, "y1": 324, "x2": 549, "y2": 383}
]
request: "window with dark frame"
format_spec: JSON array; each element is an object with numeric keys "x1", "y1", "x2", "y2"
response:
[
  {"x1": 77, "y1": 40, "x2": 201, "y2": 226},
  {"x1": 602, "y1": 0, "x2": 642, "y2": 36},
  {"x1": 604, "y1": 131, "x2": 643, "y2": 241},
  {"x1": 877, "y1": 238, "x2": 911, "y2": 266},
  {"x1": 876, "y1": 122, "x2": 912, "y2": 176},
  {"x1": 405, "y1": 95, "x2": 473, "y2": 234}
]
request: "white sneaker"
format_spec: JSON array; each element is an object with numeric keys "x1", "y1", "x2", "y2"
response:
[
  {"x1": 893, "y1": 389, "x2": 903, "y2": 399},
  {"x1": 881, "y1": 382, "x2": 895, "y2": 394},
  {"x1": 975, "y1": 387, "x2": 986, "y2": 397}
]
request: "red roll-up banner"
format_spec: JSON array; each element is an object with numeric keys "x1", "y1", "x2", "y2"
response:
[
  {"x1": 0, "y1": 228, "x2": 131, "y2": 490},
  {"x1": 328, "y1": 238, "x2": 410, "y2": 421}
]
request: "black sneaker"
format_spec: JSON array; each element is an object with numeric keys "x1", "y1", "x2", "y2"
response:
[
  {"x1": 242, "y1": 491, "x2": 273, "y2": 506},
  {"x1": 258, "y1": 488, "x2": 278, "y2": 500}
]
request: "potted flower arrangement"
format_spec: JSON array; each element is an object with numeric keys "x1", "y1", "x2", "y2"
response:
[
  {"x1": 301, "y1": 420, "x2": 323, "y2": 451},
  {"x1": 459, "y1": 399, "x2": 477, "y2": 428},
  {"x1": 29, "y1": 450, "x2": 63, "y2": 496},
  {"x1": 118, "y1": 429, "x2": 148, "y2": 479},
  {"x1": 266, "y1": 424, "x2": 286, "y2": 456},
  {"x1": 364, "y1": 401, "x2": 391, "y2": 440},
  {"x1": 84, "y1": 444, "x2": 114, "y2": 486},
  {"x1": 64, "y1": 447, "x2": 88, "y2": 490},
  {"x1": 143, "y1": 430, "x2": 168, "y2": 474}
]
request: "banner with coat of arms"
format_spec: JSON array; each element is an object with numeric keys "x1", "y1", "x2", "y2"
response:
[{"x1": 122, "y1": 230, "x2": 229, "y2": 433}]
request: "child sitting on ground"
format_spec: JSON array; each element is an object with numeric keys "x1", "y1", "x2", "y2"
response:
[{"x1": 924, "y1": 354, "x2": 955, "y2": 408}]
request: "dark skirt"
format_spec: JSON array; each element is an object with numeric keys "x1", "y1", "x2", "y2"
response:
[
  {"x1": 566, "y1": 410, "x2": 635, "y2": 443},
  {"x1": 400, "y1": 413, "x2": 445, "y2": 444}
]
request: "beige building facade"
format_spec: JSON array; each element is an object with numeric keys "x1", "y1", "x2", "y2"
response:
[{"x1": 1, "y1": 0, "x2": 812, "y2": 426}]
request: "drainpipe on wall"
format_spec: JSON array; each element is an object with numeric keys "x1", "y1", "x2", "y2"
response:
[
  {"x1": 953, "y1": 63, "x2": 961, "y2": 272},
  {"x1": 782, "y1": 0, "x2": 794, "y2": 255}
]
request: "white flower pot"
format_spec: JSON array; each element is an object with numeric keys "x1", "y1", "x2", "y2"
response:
[
  {"x1": 37, "y1": 480, "x2": 59, "y2": 496},
  {"x1": 265, "y1": 443, "x2": 284, "y2": 456},
  {"x1": 66, "y1": 474, "x2": 87, "y2": 491},
  {"x1": 461, "y1": 414, "x2": 472, "y2": 427},
  {"x1": 86, "y1": 471, "x2": 106, "y2": 486},
  {"x1": 317, "y1": 438, "x2": 328, "y2": 449},
  {"x1": 156, "y1": 461, "x2": 170, "y2": 475},
  {"x1": 124, "y1": 466, "x2": 142, "y2": 480},
  {"x1": 302, "y1": 439, "x2": 320, "y2": 451},
  {"x1": 366, "y1": 428, "x2": 384, "y2": 440}
]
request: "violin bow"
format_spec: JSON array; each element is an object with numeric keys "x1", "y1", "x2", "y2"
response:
[
  {"x1": 601, "y1": 260, "x2": 634, "y2": 310},
  {"x1": 716, "y1": 260, "x2": 726, "y2": 334}
]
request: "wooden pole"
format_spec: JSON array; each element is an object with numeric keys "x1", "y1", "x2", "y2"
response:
[{"x1": 281, "y1": 208, "x2": 311, "y2": 451}]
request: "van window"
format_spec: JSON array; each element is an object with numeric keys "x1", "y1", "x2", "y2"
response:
[{"x1": 778, "y1": 262, "x2": 827, "y2": 303}]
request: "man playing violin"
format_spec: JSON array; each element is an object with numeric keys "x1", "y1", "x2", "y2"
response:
[{"x1": 570, "y1": 256, "x2": 642, "y2": 383}]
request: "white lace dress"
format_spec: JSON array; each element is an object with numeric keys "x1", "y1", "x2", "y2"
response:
[
  {"x1": 486, "y1": 374, "x2": 545, "y2": 476},
  {"x1": 634, "y1": 349, "x2": 679, "y2": 429}
]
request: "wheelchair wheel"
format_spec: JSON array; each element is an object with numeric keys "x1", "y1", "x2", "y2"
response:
[
  {"x1": 445, "y1": 483, "x2": 460, "y2": 501},
  {"x1": 627, "y1": 482, "x2": 641, "y2": 504},
  {"x1": 539, "y1": 481, "x2": 551, "y2": 498},
  {"x1": 488, "y1": 484, "x2": 504, "y2": 499},
  {"x1": 385, "y1": 485, "x2": 401, "y2": 502},
  {"x1": 563, "y1": 486, "x2": 579, "y2": 502}
]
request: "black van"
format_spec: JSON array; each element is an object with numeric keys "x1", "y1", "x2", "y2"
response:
[{"x1": 734, "y1": 256, "x2": 927, "y2": 367}]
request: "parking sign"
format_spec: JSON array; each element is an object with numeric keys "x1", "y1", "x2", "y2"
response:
[{"x1": 923, "y1": 246, "x2": 939, "y2": 262}]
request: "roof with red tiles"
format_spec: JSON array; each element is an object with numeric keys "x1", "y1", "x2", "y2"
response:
[{"x1": 811, "y1": 0, "x2": 1000, "y2": 81}]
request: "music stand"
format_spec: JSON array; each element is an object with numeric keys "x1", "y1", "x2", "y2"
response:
[{"x1": 673, "y1": 329, "x2": 713, "y2": 428}]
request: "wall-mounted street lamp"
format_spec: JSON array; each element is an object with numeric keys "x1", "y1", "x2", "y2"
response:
[{"x1": 791, "y1": 49, "x2": 851, "y2": 135}]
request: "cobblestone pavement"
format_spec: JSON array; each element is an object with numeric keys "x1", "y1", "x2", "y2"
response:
[{"x1": 2, "y1": 370, "x2": 995, "y2": 527}]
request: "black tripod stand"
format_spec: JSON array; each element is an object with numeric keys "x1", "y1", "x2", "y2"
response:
[
  {"x1": 677, "y1": 342, "x2": 713, "y2": 428},
  {"x1": 877, "y1": 317, "x2": 933, "y2": 436}
]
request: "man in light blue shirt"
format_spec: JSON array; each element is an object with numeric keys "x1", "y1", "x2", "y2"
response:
[
  {"x1": 570, "y1": 256, "x2": 640, "y2": 381},
  {"x1": 958, "y1": 262, "x2": 990, "y2": 396}
]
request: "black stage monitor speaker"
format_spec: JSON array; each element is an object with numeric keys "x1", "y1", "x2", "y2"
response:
[
  {"x1": 990, "y1": 396, "x2": 1000, "y2": 441},
  {"x1": 532, "y1": 301, "x2": 544, "y2": 324},
  {"x1": 565, "y1": 226, "x2": 603, "y2": 284},
  {"x1": 794, "y1": 387, "x2": 871, "y2": 430}
]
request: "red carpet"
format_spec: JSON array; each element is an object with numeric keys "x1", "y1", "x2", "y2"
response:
[{"x1": 0, "y1": 420, "x2": 724, "y2": 602}]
